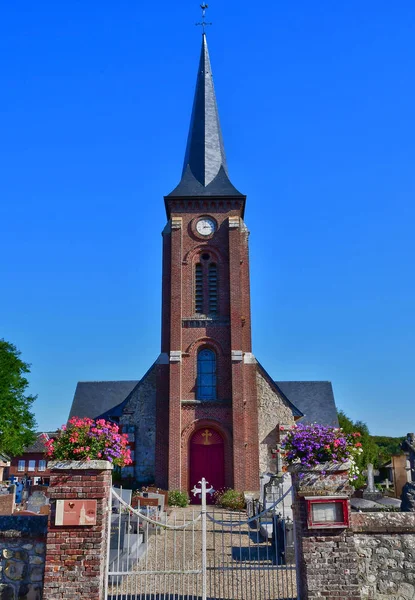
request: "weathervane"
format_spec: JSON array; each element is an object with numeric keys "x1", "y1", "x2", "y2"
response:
[{"x1": 196, "y1": 3, "x2": 212, "y2": 33}]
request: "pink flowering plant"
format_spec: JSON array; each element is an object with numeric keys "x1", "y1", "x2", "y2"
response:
[
  {"x1": 44, "y1": 417, "x2": 132, "y2": 467},
  {"x1": 280, "y1": 423, "x2": 363, "y2": 483}
]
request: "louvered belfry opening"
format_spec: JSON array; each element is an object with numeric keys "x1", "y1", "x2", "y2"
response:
[
  {"x1": 208, "y1": 263, "x2": 218, "y2": 314},
  {"x1": 195, "y1": 263, "x2": 203, "y2": 313}
]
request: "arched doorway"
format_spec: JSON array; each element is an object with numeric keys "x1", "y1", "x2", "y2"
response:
[{"x1": 189, "y1": 427, "x2": 225, "y2": 504}]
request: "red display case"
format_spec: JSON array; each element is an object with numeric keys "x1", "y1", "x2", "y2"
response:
[{"x1": 304, "y1": 496, "x2": 349, "y2": 529}]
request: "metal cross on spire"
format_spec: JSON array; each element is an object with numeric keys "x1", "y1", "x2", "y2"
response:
[{"x1": 196, "y1": 3, "x2": 212, "y2": 33}]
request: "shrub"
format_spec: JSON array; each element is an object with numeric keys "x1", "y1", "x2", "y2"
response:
[
  {"x1": 168, "y1": 490, "x2": 189, "y2": 507},
  {"x1": 215, "y1": 489, "x2": 245, "y2": 511},
  {"x1": 45, "y1": 417, "x2": 132, "y2": 467}
]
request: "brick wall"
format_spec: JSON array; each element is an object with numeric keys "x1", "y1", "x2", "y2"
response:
[
  {"x1": 0, "y1": 515, "x2": 47, "y2": 599},
  {"x1": 155, "y1": 200, "x2": 261, "y2": 493},
  {"x1": 9, "y1": 452, "x2": 50, "y2": 480},
  {"x1": 43, "y1": 461, "x2": 112, "y2": 600}
]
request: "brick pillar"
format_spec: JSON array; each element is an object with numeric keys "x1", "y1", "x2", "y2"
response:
[
  {"x1": 290, "y1": 462, "x2": 362, "y2": 600},
  {"x1": 43, "y1": 460, "x2": 112, "y2": 600},
  {"x1": 168, "y1": 216, "x2": 183, "y2": 491}
]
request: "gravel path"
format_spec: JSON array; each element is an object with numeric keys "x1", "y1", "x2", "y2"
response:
[{"x1": 108, "y1": 506, "x2": 297, "y2": 600}]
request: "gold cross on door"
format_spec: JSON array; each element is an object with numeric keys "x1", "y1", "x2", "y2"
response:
[{"x1": 202, "y1": 429, "x2": 212, "y2": 445}]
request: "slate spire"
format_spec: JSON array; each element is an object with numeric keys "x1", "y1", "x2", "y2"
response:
[{"x1": 167, "y1": 34, "x2": 243, "y2": 198}]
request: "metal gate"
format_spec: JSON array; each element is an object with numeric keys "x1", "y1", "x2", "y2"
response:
[{"x1": 106, "y1": 478, "x2": 297, "y2": 600}]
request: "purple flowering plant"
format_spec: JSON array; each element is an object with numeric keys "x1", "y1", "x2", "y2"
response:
[{"x1": 280, "y1": 423, "x2": 363, "y2": 481}]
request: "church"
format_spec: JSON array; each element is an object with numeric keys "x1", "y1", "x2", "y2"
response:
[{"x1": 68, "y1": 33, "x2": 338, "y2": 494}]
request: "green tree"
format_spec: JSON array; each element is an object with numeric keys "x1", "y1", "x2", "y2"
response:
[
  {"x1": 338, "y1": 410, "x2": 379, "y2": 488},
  {"x1": 371, "y1": 435, "x2": 405, "y2": 466},
  {"x1": 0, "y1": 339, "x2": 37, "y2": 456}
]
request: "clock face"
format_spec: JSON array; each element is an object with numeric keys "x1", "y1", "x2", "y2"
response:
[{"x1": 196, "y1": 218, "x2": 216, "y2": 236}]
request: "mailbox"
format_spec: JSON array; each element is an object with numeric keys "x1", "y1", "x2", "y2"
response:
[{"x1": 304, "y1": 496, "x2": 349, "y2": 529}]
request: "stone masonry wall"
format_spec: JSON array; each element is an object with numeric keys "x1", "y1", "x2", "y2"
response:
[
  {"x1": 0, "y1": 515, "x2": 47, "y2": 600},
  {"x1": 256, "y1": 367, "x2": 295, "y2": 475},
  {"x1": 290, "y1": 464, "x2": 415, "y2": 600},
  {"x1": 352, "y1": 512, "x2": 415, "y2": 600},
  {"x1": 120, "y1": 365, "x2": 157, "y2": 483}
]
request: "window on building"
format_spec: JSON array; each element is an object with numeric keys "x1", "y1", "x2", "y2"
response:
[
  {"x1": 208, "y1": 263, "x2": 218, "y2": 314},
  {"x1": 38, "y1": 460, "x2": 46, "y2": 472},
  {"x1": 18, "y1": 460, "x2": 25, "y2": 472},
  {"x1": 197, "y1": 349, "x2": 217, "y2": 400},
  {"x1": 28, "y1": 460, "x2": 36, "y2": 472},
  {"x1": 195, "y1": 263, "x2": 203, "y2": 313}
]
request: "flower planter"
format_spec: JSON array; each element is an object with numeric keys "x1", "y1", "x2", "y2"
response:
[
  {"x1": 288, "y1": 461, "x2": 353, "y2": 497},
  {"x1": 48, "y1": 459, "x2": 113, "y2": 471}
]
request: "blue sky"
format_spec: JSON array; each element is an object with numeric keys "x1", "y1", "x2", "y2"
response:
[{"x1": 1, "y1": 1, "x2": 414, "y2": 437}]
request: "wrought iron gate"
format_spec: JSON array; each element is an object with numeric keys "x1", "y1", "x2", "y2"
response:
[{"x1": 106, "y1": 479, "x2": 297, "y2": 600}]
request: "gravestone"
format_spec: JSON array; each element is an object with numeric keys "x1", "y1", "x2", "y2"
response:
[
  {"x1": 0, "y1": 493, "x2": 15, "y2": 515},
  {"x1": 27, "y1": 491, "x2": 49, "y2": 514},
  {"x1": 350, "y1": 497, "x2": 385, "y2": 512},
  {"x1": 362, "y1": 463, "x2": 382, "y2": 501},
  {"x1": 112, "y1": 487, "x2": 132, "y2": 510},
  {"x1": 144, "y1": 492, "x2": 165, "y2": 512}
]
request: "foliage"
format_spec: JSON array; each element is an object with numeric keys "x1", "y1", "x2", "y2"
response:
[
  {"x1": 168, "y1": 490, "x2": 189, "y2": 507},
  {"x1": 281, "y1": 423, "x2": 364, "y2": 485},
  {"x1": 45, "y1": 417, "x2": 132, "y2": 467},
  {"x1": 214, "y1": 489, "x2": 246, "y2": 511},
  {"x1": 372, "y1": 435, "x2": 405, "y2": 466},
  {"x1": 0, "y1": 339, "x2": 37, "y2": 456},
  {"x1": 337, "y1": 411, "x2": 405, "y2": 486},
  {"x1": 337, "y1": 410, "x2": 379, "y2": 487}
]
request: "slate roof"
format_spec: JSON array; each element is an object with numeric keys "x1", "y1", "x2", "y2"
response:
[
  {"x1": 96, "y1": 363, "x2": 157, "y2": 422},
  {"x1": 166, "y1": 34, "x2": 244, "y2": 202},
  {"x1": 68, "y1": 380, "x2": 139, "y2": 421},
  {"x1": 67, "y1": 377, "x2": 338, "y2": 431},
  {"x1": 276, "y1": 381, "x2": 339, "y2": 427},
  {"x1": 24, "y1": 433, "x2": 57, "y2": 454}
]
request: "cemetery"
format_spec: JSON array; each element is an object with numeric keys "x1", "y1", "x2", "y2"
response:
[{"x1": 0, "y1": 424, "x2": 414, "y2": 598}]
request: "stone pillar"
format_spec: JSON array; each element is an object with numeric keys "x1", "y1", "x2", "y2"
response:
[
  {"x1": 289, "y1": 462, "x2": 361, "y2": 600},
  {"x1": 43, "y1": 460, "x2": 112, "y2": 600}
]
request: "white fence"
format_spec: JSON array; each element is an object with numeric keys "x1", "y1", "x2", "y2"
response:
[{"x1": 106, "y1": 478, "x2": 297, "y2": 600}]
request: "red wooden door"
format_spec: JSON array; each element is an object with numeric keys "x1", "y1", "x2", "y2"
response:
[{"x1": 189, "y1": 428, "x2": 225, "y2": 504}]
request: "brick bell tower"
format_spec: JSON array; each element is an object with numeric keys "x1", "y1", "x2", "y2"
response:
[{"x1": 155, "y1": 33, "x2": 260, "y2": 494}]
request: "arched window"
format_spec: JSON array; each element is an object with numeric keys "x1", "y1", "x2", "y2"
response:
[
  {"x1": 197, "y1": 349, "x2": 217, "y2": 400},
  {"x1": 208, "y1": 264, "x2": 218, "y2": 314},
  {"x1": 195, "y1": 264, "x2": 203, "y2": 313}
]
